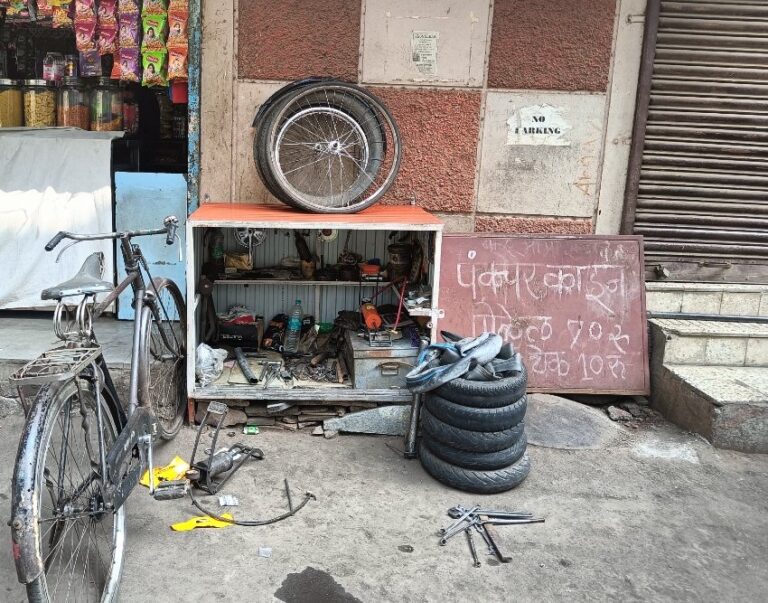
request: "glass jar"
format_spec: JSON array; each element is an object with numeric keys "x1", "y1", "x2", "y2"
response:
[
  {"x1": 57, "y1": 77, "x2": 90, "y2": 129},
  {"x1": 91, "y1": 77, "x2": 123, "y2": 131},
  {"x1": 23, "y1": 79, "x2": 57, "y2": 127},
  {"x1": 0, "y1": 78, "x2": 23, "y2": 127}
]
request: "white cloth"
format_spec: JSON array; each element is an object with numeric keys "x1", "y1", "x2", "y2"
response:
[{"x1": 0, "y1": 129, "x2": 121, "y2": 309}]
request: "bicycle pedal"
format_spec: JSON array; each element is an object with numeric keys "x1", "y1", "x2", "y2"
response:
[
  {"x1": 207, "y1": 401, "x2": 228, "y2": 415},
  {"x1": 152, "y1": 479, "x2": 189, "y2": 501}
]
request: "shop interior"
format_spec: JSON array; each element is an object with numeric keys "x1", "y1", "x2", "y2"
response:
[{"x1": 0, "y1": 2, "x2": 189, "y2": 172}]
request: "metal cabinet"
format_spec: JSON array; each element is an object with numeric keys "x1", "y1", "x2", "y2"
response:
[{"x1": 185, "y1": 203, "x2": 444, "y2": 410}]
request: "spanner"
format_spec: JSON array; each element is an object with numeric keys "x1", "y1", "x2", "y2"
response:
[{"x1": 465, "y1": 527, "x2": 481, "y2": 568}]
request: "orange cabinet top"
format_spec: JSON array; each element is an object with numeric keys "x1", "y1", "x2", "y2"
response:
[{"x1": 188, "y1": 203, "x2": 444, "y2": 230}]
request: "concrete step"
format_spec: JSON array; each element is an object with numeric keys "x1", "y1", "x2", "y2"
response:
[
  {"x1": 651, "y1": 364, "x2": 768, "y2": 454},
  {"x1": 650, "y1": 318, "x2": 768, "y2": 367},
  {"x1": 646, "y1": 282, "x2": 768, "y2": 316}
]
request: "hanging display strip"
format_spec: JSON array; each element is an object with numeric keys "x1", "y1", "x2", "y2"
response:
[{"x1": 438, "y1": 235, "x2": 650, "y2": 395}]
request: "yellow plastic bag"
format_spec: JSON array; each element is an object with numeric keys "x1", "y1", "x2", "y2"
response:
[{"x1": 140, "y1": 455, "x2": 190, "y2": 489}]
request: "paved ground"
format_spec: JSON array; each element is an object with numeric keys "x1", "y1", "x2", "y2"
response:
[{"x1": 1, "y1": 409, "x2": 767, "y2": 602}]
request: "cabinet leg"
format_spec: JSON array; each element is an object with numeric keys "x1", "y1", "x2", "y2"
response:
[{"x1": 187, "y1": 398, "x2": 197, "y2": 425}]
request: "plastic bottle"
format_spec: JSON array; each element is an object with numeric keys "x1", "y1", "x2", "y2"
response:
[{"x1": 284, "y1": 299, "x2": 303, "y2": 354}]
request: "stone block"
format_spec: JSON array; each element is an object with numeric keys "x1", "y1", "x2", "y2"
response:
[
  {"x1": 645, "y1": 290, "x2": 683, "y2": 313},
  {"x1": 375, "y1": 88, "x2": 481, "y2": 212},
  {"x1": 705, "y1": 338, "x2": 748, "y2": 366},
  {"x1": 663, "y1": 336, "x2": 706, "y2": 365},
  {"x1": 681, "y1": 291, "x2": 722, "y2": 314},
  {"x1": 474, "y1": 215, "x2": 592, "y2": 234},
  {"x1": 434, "y1": 213, "x2": 474, "y2": 233},
  {"x1": 487, "y1": 0, "x2": 616, "y2": 92},
  {"x1": 746, "y1": 338, "x2": 768, "y2": 367},
  {"x1": 232, "y1": 81, "x2": 284, "y2": 203},
  {"x1": 237, "y1": 0, "x2": 360, "y2": 81},
  {"x1": 720, "y1": 292, "x2": 762, "y2": 316},
  {"x1": 760, "y1": 293, "x2": 768, "y2": 317},
  {"x1": 362, "y1": 0, "x2": 490, "y2": 87},
  {"x1": 476, "y1": 91, "x2": 606, "y2": 218}
]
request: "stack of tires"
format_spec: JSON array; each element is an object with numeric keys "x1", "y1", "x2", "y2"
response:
[{"x1": 410, "y1": 334, "x2": 530, "y2": 494}]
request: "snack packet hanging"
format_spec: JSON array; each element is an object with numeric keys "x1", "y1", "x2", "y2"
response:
[
  {"x1": 119, "y1": 11, "x2": 139, "y2": 47},
  {"x1": 167, "y1": 46, "x2": 187, "y2": 81},
  {"x1": 118, "y1": 0, "x2": 139, "y2": 12},
  {"x1": 142, "y1": 49, "x2": 168, "y2": 87},
  {"x1": 167, "y1": 10, "x2": 188, "y2": 47},
  {"x1": 97, "y1": 23, "x2": 118, "y2": 55},
  {"x1": 119, "y1": 47, "x2": 141, "y2": 83},
  {"x1": 142, "y1": 14, "x2": 168, "y2": 50},
  {"x1": 142, "y1": 0, "x2": 167, "y2": 15},
  {"x1": 75, "y1": 18, "x2": 97, "y2": 51},
  {"x1": 111, "y1": 52, "x2": 122, "y2": 79},
  {"x1": 168, "y1": 0, "x2": 188, "y2": 11},
  {"x1": 74, "y1": 0, "x2": 94, "y2": 18},
  {"x1": 97, "y1": 0, "x2": 117, "y2": 23},
  {"x1": 52, "y1": 3, "x2": 73, "y2": 29}
]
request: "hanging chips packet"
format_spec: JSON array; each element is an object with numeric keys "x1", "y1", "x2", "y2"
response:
[
  {"x1": 142, "y1": 14, "x2": 168, "y2": 50},
  {"x1": 142, "y1": 49, "x2": 168, "y2": 87},
  {"x1": 119, "y1": 47, "x2": 141, "y2": 83}
]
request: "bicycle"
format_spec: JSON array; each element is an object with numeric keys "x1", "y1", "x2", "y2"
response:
[{"x1": 9, "y1": 216, "x2": 186, "y2": 602}]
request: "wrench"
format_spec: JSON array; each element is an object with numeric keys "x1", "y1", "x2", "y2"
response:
[
  {"x1": 474, "y1": 523, "x2": 494, "y2": 556},
  {"x1": 465, "y1": 527, "x2": 481, "y2": 568},
  {"x1": 439, "y1": 505, "x2": 479, "y2": 536}
]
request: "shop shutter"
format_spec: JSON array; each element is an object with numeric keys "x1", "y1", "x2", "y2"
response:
[{"x1": 627, "y1": 0, "x2": 768, "y2": 283}]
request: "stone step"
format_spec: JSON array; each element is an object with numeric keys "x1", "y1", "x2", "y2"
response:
[
  {"x1": 646, "y1": 282, "x2": 768, "y2": 316},
  {"x1": 650, "y1": 318, "x2": 768, "y2": 367},
  {"x1": 651, "y1": 364, "x2": 768, "y2": 454}
]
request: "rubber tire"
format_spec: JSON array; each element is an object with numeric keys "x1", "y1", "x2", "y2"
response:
[
  {"x1": 425, "y1": 393, "x2": 527, "y2": 432},
  {"x1": 420, "y1": 406, "x2": 524, "y2": 453},
  {"x1": 257, "y1": 81, "x2": 389, "y2": 212},
  {"x1": 419, "y1": 443, "x2": 531, "y2": 494},
  {"x1": 139, "y1": 277, "x2": 187, "y2": 440},
  {"x1": 435, "y1": 363, "x2": 528, "y2": 408},
  {"x1": 16, "y1": 381, "x2": 126, "y2": 602},
  {"x1": 422, "y1": 432, "x2": 527, "y2": 470}
]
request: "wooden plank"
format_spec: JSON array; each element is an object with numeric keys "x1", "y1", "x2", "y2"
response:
[
  {"x1": 438, "y1": 235, "x2": 650, "y2": 395},
  {"x1": 199, "y1": 0, "x2": 234, "y2": 203},
  {"x1": 191, "y1": 384, "x2": 413, "y2": 403},
  {"x1": 214, "y1": 279, "x2": 392, "y2": 287}
]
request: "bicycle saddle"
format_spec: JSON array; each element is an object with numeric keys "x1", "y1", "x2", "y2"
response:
[{"x1": 41, "y1": 252, "x2": 115, "y2": 300}]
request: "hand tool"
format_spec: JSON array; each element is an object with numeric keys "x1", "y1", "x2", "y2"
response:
[
  {"x1": 465, "y1": 528, "x2": 481, "y2": 568},
  {"x1": 439, "y1": 505, "x2": 479, "y2": 536},
  {"x1": 235, "y1": 347, "x2": 260, "y2": 383}
]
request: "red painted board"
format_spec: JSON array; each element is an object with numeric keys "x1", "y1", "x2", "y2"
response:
[{"x1": 438, "y1": 235, "x2": 649, "y2": 395}]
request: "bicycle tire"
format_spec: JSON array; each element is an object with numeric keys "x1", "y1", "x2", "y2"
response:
[
  {"x1": 259, "y1": 83, "x2": 386, "y2": 210},
  {"x1": 139, "y1": 277, "x2": 187, "y2": 440},
  {"x1": 422, "y1": 432, "x2": 527, "y2": 470},
  {"x1": 419, "y1": 443, "x2": 531, "y2": 494},
  {"x1": 260, "y1": 81, "x2": 401, "y2": 213},
  {"x1": 420, "y1": 406, "x2": 525, "y2": 453},
  {"x1": 434, "y1": 363, "x2": 528, "y2": 408},
  {"x1": 424, "y1": 393, "x2": 527, "y2": 432},
  {"x1": 13, "y1": 380, "x2": 126, "y2": 602}
]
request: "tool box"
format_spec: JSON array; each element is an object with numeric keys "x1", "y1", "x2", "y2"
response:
[{"x1": 343, "y1": 330, "x2": 419, "y2": 390}]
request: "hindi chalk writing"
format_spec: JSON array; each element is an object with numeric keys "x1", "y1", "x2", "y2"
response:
[{"x1": 439, "y1": 236, "x2": 649, "y2": 394}]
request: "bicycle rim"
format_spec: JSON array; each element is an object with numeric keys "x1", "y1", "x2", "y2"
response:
[
  {"x1": 265, "y1": 83, "x2": 401, "y2": 213},
  {"x1": 26, "y1": 382, "x2": 125, "y2": 602},
  {"x1": 143, "y1": 279, "x2": 186, "y2": 439}
]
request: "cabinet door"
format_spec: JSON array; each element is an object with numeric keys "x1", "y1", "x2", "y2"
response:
[
  {"x1": 439, "y1": 234, "x2": 649, "y2": 395},
  {"x1": 114, "y1": 172, "x2": 187, "y2": 319}
]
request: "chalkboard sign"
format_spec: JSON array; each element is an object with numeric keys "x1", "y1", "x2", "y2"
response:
[{"x1": 437, "y1": 235, "x2": 649, "y2": 394}]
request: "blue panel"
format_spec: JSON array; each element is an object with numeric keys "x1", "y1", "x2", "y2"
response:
[{"x1": 114, "y1": 172, "x2": 187, "y2": 320}]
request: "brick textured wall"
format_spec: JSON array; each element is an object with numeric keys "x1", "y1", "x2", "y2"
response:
[{"x1": 201, "y1": 0, "x2": 621, "y2": 236}]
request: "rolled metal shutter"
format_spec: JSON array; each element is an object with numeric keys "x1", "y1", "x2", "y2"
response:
[{"x1": 630, "y1": 0, "x2": 768, "y2": 283}]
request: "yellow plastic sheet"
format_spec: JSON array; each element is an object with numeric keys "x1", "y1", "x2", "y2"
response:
[
  {"x1": 170, "y1": 513, "x2": 234, "y2": 532},
  {"x1": 140, "y1": 455, "x2": 190, "y2": 489}
]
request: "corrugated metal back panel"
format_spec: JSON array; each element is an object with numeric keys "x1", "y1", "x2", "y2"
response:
[
  {"x1": 634, "y1": 0, "x2": 768, "y2": 281},
  {"x1": 211, "y1": 227, "x2": 407, "y2": 323}
]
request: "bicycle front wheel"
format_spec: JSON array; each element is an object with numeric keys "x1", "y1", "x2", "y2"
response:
[
  {"x1": 13, "y1": 380, "x2": 126, "y2": 602},
  {"x1": 140, "y1": 277, "x2": 187, "y2": 440}
]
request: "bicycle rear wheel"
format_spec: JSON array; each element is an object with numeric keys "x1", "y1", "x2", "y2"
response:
[
  {"x1": 13, "y1": 380, "x2": 126, "y2": 602},
  {"x1": 140, "y1": 277, "x2": 186, "y2": 440}
]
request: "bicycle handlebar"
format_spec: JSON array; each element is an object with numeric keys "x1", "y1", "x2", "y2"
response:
[{"x1": 44, "y1": 216, "x2": 179, "y2": 252}]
